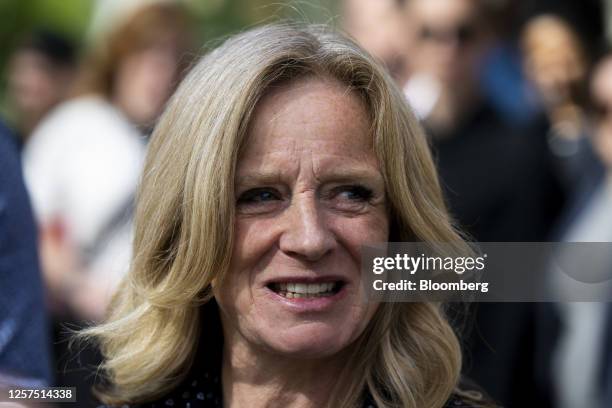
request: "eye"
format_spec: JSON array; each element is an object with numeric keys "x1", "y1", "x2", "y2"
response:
[
  {"x1": 336, "y1": 185, "x2": 373, "y2": 202},
  {"x1": 327, "y1": 185, "x2": 375, "y2": 213},
  {"x1": 236, "y1": 187, "x2": 283, "y2": 215},
  {"x1": 237, "y1": 188, "x2": 280, "y2": 204}
]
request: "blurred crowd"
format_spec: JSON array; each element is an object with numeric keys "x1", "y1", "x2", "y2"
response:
[
  {"x1": 1, "y1": 0, "x2": 194, "y2": 405},
  {"x1": 1, "y1": 0, "x2": 612, "y2": 407},
  {"x1": 344, "y1": 1, "x2": 612, "y2": 407}
]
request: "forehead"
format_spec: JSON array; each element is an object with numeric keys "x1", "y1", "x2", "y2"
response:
[
  {"x1": 345, "y1": 0, "x2": 399, "y2": 30},
  {"x1": 523, "y1": 18, "x2": 581, "y2": 55},
  {"x1": 408, "y1": 0, "x2": 476, "y2": 25},
  {"x1": 241, "y1": 76, "x2": 373, "y2": 158}
]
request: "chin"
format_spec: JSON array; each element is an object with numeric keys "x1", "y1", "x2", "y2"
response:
[{"x1": 263, "y1": 323, "x2": 355, "y2": 359}]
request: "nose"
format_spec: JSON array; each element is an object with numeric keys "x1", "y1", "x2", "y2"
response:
[{"x1": 279, "y1": 192, "x2": 336, "y2": 262}]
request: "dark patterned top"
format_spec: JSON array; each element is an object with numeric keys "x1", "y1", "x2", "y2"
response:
[
  {"x1": 99, "y1": 303, "x2": 499, "y2": 408},
  {"x1": 102, "y1": 370, "x2": 496, "y2": 408}
]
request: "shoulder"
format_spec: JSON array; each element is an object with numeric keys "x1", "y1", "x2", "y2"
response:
[
  {"x1": 444, "y1": 379, "x2": 502, "y2": 408},
  {"x1": 444, "y1": 393, "x2": 500, "y2": 408},
  {"x1": 95, "y1": 371, "x2": 222, "y2": 408},
  {"x1": 24, "y1": 94, "x2": 145, "y2": 183},
  {"x1": 40, "y1": 95, "x2": 124, "y2": 124}
]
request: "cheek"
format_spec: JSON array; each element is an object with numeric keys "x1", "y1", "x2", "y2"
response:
[
  {"x1": 216, "y1": 218, "x2": 279, "y2": 313},
  {"x1": 328, "y1": 210, "x2": 389, "y2": 259},
  {"x1": 229, "y1": 217, "x2": 280, "y2": 274}
]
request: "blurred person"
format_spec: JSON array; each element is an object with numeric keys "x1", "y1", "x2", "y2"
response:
[
  {"x1": 21, "y1": 2, "x2": 193, "y2": 406},
  {"x1": 521, "y1": 14, "x2": 594, "y2": 192},
  {"x1": 399, "y1": 0, "x2": 565, "y2": 406},
  {"x1": 402, "y1": 0, "x2": 539, "y2": 125},
  {"x1": 589, "y1": 54, "x2": 612, "y2": 172},
  {"x1": 401, "y1": 0, "x2": 493, "y2": 125},
  {"x1": 5, "y1": 29, "x2": 76, "y2": 144},
  {"x1": 543, "y1": 49, "x2": 612, "y2": 408},
  {"x1": 399, "y1": 0, "x2": 563, "y2": 253},
  {"x1": 474, "y1": 1, "x2": 542, "y2": 127},
  {"x1": 0, "y1": 120, "x2": 52, "y2": 390},
  {"x1": 341, "y1": 0, "x2": 410, "y2": 83},
  {"x1": 24, "y1": 0, "x2": 192, "y2": 324}
]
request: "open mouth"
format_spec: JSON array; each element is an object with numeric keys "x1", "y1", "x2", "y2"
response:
[{"x1": 268, "y1": 282, "x2": 344, "y2": 299}]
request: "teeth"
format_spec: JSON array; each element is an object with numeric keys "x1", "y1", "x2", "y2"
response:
[{"x1": 274, "y1": 282, "x2": 339, "y2": 298}]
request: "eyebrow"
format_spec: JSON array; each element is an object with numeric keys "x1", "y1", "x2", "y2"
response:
[
  {"x1": 235, "y1": 171, "x2": 284, "y2": 187},
  {"x1": 235, "y1": 166, "x2": 384, "y2": 187}
]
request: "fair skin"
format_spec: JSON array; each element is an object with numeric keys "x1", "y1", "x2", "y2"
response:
[
  {"x1": 402, "y1": 0, "x2": 490, "y2": 132},
  {"x1": 522, "y1": 15, "x2": 586, "y2": 112},
  {"x1": 342, "y1": 0, "x2": 410, "y2": 82},
  {"x1": 403, "y1": 0, "x2": 485, "y2": 85},
  {"x1": 522, "y1": 15, "x2": 587, "y2": 140},
  {"x1": 113, "y1": 43, "x2": 179, "y2": 128},
  {"x1": 591, "y1": 56, "x2": 612, "y2": 169},
  {"x1": 8, "y1": 49, "x2": 74, "y2": 136},
  {"x1": 214, "y1": 77, "x2": 389, "y2": 408}
]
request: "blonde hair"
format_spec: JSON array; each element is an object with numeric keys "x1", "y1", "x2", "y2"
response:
[{"x1": 86, "y1": 23, "x2": 469, "y2": 408}]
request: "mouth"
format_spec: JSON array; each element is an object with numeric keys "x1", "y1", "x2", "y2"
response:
[{"x1": 267, "y1": 281, "x2": 345, "y2": 299}]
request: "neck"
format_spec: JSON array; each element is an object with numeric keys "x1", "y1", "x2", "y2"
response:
[{"x1": 221, "y1": 340, "x2": 346, "y2": 408}]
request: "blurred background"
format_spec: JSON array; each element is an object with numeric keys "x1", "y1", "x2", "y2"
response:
[{"x1": 1, "y1": 0, "x2": 612, "y2": 407}]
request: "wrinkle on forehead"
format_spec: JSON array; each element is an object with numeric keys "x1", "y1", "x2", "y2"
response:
[
  {"x1": 235, "y1": 147, "x2": 382, "y2": 190},
  {"x1": 242, "y1": 76, "x2": 373, "y2": 156},
  {"x1": 235, "y1": 75, "x2": 381, "y2": 191}
]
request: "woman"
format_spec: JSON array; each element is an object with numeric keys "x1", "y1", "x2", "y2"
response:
[
  {"x1": 23, "y1": 1, "x2": 192, "y2": 321},
  {"x1": 88, "y1": 24, "x2": 496, "y2": 408},
  {"x1": 22, "y1": 3, "x2": 192, "y2": 405}
]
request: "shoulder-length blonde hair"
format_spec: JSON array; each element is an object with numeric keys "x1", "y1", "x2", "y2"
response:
[{"x1": 87, "y1": 23, "x2": 469, "y2": 408}]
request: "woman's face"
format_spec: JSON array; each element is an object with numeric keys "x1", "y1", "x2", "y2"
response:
[{"x1": 215, "y1": 77, "x2": 389, "y2": 359}]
